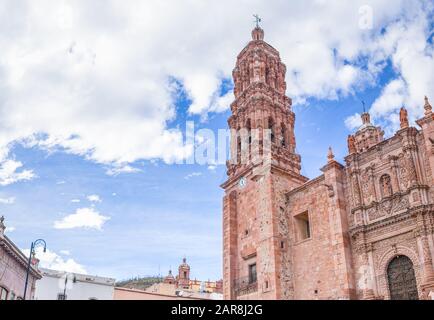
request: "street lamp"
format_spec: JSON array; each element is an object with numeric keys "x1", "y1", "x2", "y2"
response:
[
  {"x1": 23, "y1": 239, "x2": 47, "y2": 300},
  {"x1": 61, "y1": 273, "x2": 76, "y2": 300}
]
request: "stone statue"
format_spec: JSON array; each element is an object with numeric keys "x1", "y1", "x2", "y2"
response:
[
  {"x1": 400, "y1": 107, "x2": 409, "y2": 128},
  {"x1": 380, "y1": 174, "x2": 392, "y2": 198}
]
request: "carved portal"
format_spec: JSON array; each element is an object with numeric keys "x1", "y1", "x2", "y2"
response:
[{"x1": 387, "y1": 255, "x2": 418, "y2": 300}]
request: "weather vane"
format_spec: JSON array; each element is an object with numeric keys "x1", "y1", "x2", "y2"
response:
[{"x1": 253, "y1": 14, "x2": 261, "y2": 28}]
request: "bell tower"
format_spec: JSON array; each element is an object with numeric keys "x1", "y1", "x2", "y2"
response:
[{"x1": 222, "y1": 25, "x2": 308, "y2": 300}]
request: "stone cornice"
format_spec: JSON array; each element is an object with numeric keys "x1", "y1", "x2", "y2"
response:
[
  {"x1": 320, "y1": 160, "x2": 345, "y2": 172},
  {"x1": 350, "y1": 185, "x2": 430, "y2": 215},
  {"x1": 349, "y1": 204, "x2": 433, "y2": 238},
  {"x1": 0, "y1": 236, "x2": 42, "y2": 279},
  {"x1": 285, "y1": 174, "x2": 325, "y2": 198}
]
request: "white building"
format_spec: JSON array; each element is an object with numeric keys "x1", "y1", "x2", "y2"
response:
[{"x1": 35, "y1": 268, "x2": 115, "y2": 300}]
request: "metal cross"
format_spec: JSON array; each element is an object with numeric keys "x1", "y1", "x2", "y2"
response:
[{"x1": 253, "y1": 14, "x2": 261, "y2": 28}]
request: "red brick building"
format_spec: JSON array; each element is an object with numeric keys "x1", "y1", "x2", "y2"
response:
[{"x1": 222, "y1": 26, "x2": 434, "y2": 300}]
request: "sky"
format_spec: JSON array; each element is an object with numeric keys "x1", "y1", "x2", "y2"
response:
[{"x1": 0, "y1": 0, "x2": 433, "y2": 282}]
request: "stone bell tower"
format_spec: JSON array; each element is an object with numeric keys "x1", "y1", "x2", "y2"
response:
[{"x1": 222, "y1": 26, "x2": 308, "y2": 300}]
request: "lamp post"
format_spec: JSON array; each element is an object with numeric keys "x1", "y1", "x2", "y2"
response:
[
  {"x1": 23, "y1": 239, "x2": 46, "y2": 300},
  {"x1": 61, "y1": 273, "x2": 76, "y2": 300}
]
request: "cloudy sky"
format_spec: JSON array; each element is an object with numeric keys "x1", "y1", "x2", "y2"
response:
[{"x1": 0, "y1": 0, "x2": 433, "y2": 281}]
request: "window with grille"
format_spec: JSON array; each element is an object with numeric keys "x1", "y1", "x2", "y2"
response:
[{"x1": 248, "y1": 263, "x2": 257, "y2": 284}]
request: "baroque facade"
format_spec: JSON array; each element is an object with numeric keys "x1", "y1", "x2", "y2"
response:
[{"x1": 222, "y1": 26, "x2": 434, "y2": 300}]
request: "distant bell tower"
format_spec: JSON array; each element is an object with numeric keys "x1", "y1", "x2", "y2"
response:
[
  {"x1": 222, "y1": 23, "x2": 308, "y2": 300},
  {"x1": 177, "y1": 257, "x2": 190, "y2": 289}
]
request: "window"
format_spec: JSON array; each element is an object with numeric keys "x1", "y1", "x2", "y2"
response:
[
  {"x1": 183, "y1": 271, "x2": 187, "y2": 278},
  {"x1": 295, "y1": 212, "x2": 311, "y2": 241},
  {"x1": 57, "y1": 293, "x2": 67, "y2": 300},
  {"x1": 248, "y1": 263, "x2": 257, "y2": 284},
  {"x1": 280, "y1": 125, "x2": 287, "y2": 147},
  {"x1": 268, "y1": 117, "x2": 275, "y2": 143},
  {"x1": 246, "y1": 119, "x2": 252, "y2": 145},
  {"x1": 0, "y1": 286, "x2": 8, "y2": 300},
  {"x1": 9, "y1": 291, "x2": 15, "y2": 300}
]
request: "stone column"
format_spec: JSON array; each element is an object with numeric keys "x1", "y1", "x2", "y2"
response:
[
  {"x1": 355, "y1": 233, "x2": 376, "y2": 300},
  {"x1": 351, "y1": 171, "x2": 362, "y2": 207},
  {"x1": 389, "y1": 155, "x2": 400, "y2": 193},
  {"x1": 415, "y1": 214, "x2": 434, "y2": 300},
  {"x1": 367, "y1": 243, "x2": 379, "y2": 297},
  {"x1": 362, "y1": 246, "x2": 376, "y2": 300}
]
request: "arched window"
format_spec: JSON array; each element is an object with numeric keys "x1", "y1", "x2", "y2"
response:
[
  {"x1": 246, "y1": 119, "x2": 252, "y2": 145},
  {"x1": 280, "y1": 124, "x2": 287, "y2": 147},
  {"x1": 236, "y1": 127, "x2": 242, "y2": 164},
  {"x1": 268, "y1": 117, "x2": 275, "y2": 143},
  {"x1": 380, "y1": 174, "x2": 393, "y2": 198}
]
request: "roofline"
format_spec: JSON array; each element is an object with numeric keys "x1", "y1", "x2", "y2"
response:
[
  {"x1": 114, "y1": 286, "x2": 208, "y2": 300},
  {"x1": 0, "y1": 235, "x2": 42, "y2": 279}
]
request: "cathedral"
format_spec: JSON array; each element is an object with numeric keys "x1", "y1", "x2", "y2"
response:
[{"x1": 221, "y1": 26, "x2": 434, "y2": 300}]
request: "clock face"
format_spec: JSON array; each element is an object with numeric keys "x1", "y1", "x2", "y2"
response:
[{"x1": 239, "y1": 177, "x2": 247, "y2": 188}]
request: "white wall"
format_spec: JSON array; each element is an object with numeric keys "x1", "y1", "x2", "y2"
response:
[{"x1": 35, "y1": 272, "x2": 114, "y2": 300}]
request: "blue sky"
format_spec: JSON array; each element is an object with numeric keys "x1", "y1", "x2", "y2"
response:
[{"x1": 0, "y1": 1, "x2": 433, "y2": 282}]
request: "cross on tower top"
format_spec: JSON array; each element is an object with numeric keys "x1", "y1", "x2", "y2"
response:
[{"x1": 253, "y1": 14, "x2": 261, "y2": 28}]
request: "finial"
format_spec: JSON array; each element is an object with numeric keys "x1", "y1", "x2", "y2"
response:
[
  {"x1": 327, "y1": 147, "x2": 335, "y2": 163},
  {"x1": 253, "y1": 14, "x2": 261, "y2": 28},
  {"x1": 400, "y1": 106, "x2": 409, "y2": 129},
  {"x1": 362, "y1": 100, "x2": 366, "y2": 113},
  {"x1": 251, "y1": 15, "x2": 264, "y2": 41},
  {"x1": 424, "y1": 95, "x2": 432, "y2": 116}
]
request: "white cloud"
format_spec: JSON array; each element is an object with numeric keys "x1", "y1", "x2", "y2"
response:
[
  {"x1": 0, "y1": 159, "x2": 35, "y2": 186},
  {"x1": 5, "y1": 226, "x2": 15, "y2": 233},
  {"x1": 184, "y1": 172, "x2": 202, "y2": 180},
  {"x1": 54, "y1": 207, "x2": 110, "y2": 230},
  {"x1": 344, "y1": 113, "x2": 363, "y2": 131},
  {"x1": 87, "y1": 194, "x2": 101, "y2": 203},
  {"x1": 347, "y1": 1, "x2": 434, "y2": 131},
  {"x1": 70, "y1": 199, "x2": 80, "y2": 203},
  {"x1": 60, "y1": 250, "x2": 71, "y2": 256},
  {"x1": 0, "y1": 196, "x2": 15, "y2": 204},
  {"x1": 207, "y1": 165, "x2": 217, "y2": 171},
  {"x1": 23, "y1": 247, "x2": 86, "y2": 274},
  {"x1": 106, "y1": 164, "x2": 142, "y2": 176},
  {"x1": 0, "y1": 0, "x2": 432, "y2": 174}
]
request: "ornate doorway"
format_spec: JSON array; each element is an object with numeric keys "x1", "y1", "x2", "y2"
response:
[{"x1": 387, "y1": 255, "x2": 418, "y2": 300}]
